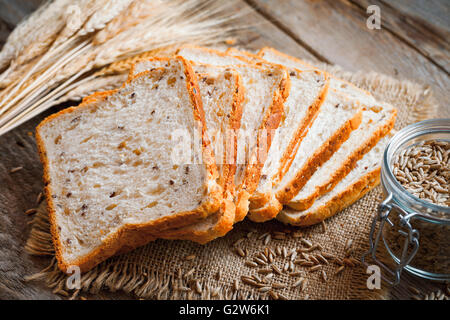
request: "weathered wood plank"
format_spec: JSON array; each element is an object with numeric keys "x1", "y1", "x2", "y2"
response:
[
  {"x1": 230, "y1": 0, "x2": 319, "y2": 61},
  {"x1": 381, "y1": 0, "x2": 450, "y2": 34},
  {"x1": 0, "y1": 18, "x2": 11, "y2": 48},
  {"x1": 351, "y1": 0, "x2": 450, "y2": 73},
  {"x1": 0, "y1": 0, "x2": 43, "y2": 27},
  {"x1": 246, "y1": 0, "x2": 449, "y2": 108}
]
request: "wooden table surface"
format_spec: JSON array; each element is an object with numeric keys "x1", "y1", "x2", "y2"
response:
[{"x1": 0, "y1": 0, "x2": 448, "y2": 300}]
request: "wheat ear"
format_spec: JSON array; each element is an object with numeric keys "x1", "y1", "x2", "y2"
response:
[
  {"x1": 0, "y1": 40, "x2": 91, "y2": 119},
  {"x1": 0, "y1": 0, "x2": 72, "y2": 81},
  {"x1": 0, "y1": 0, "x2": 248, "y2": 136}
]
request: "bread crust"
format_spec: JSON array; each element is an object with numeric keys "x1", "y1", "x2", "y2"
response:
[
  {"x1": 277, "y1": 168, "x2": 381, "y2": 226},
  {"x1": 249, "y1": 70, "x2": 330, "y2": 211},
  {"x1": 35, "y1": 57, "x2": 222, "y2": 273},
  {"x1": 151, "y1": 196, "x2": 236, "y2": 244},
  {"x1": 258, "y1": 47, "x2": 318, "y2": 69},
  {"x1": 176, "y1": 46, "x2": 291, "y2": 224},
  {"x1": 247, "y1": 193, "x2": 283, "y2": 223},
  {"x1": 151, "y1": 67, "x2": 245, "y2": 243},
  {"x1": 247, "y1": 107, "x2": 363, "y2": 222},
  {"x1": 233, "y1": 64, "x2": 290, "y2": 222},
  {"x1": 276, "y1": 108, "x2": 363, "y2": 204},
  {"x1": 176, "y1": 45, "x2": 254, "y2": 66},
  {"x1": 258, "y1": 47, "x2": 374, "y2": 98},
  {"x1": 225, "y1": 47, "x2": 255, "y2": 59},
  {"x1": 287, "y1": 108, "x2": 396, "y2": 211},
  {"x1": 128, "y1": 56, "x2": 172, "y2": 80}
]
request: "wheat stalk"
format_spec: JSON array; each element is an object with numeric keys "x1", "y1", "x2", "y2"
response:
[
  {"x1": 1, "y1": 0, "x2": 132, "y2": 99},
  {"x1": 93, "y1": 1, "x2": 162, "y2": 45},
  {"x1": 0, "y1": 73, "x2": 128, "y2": 136},
  {"x1": 78, "y1": 0, "x2": 134, "y2": 36},
  {"x1": 1, "y1": 47, "x2": 170, "y2": 132},
  {"x1": 0, "y1": 0, "x2": 63, "y2": 70},
  {"x1": 0, "y1": 40, "x2": 92, "y2": 121},
  {"x1": 0, "y1": 0, "x2": 73, "y2": 86},
  {"x1": 0, "y1": 0, "x2": 248, "y2": 136}
]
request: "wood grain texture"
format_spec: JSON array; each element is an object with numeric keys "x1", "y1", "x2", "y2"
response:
[
  {"x1": 246, "y1": 0, "x2": 449, "y2": 108},
  {"x1": 0, "y1": 18, "x2": 10, "y2": 46},
  {"x1": 351, "y1": 0, "x2": 450, "y2": 73},
  {"x1": 0, "y1": 0, "x2": 44, "y2": 27},
  {"x1": 229, "y1": 0, "x2": 319, "y2": 61},
  {"x1": 381, "y1": 0, "x2": 450, "y2": 34}
]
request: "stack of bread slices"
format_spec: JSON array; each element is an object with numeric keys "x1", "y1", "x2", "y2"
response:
[{"x1": 36, "y1": 46, "x2": 396, "y2": 272}]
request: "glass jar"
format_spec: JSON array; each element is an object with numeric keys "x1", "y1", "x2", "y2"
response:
[{"x1": 363, "y1": 119, "x2": 450, "y2": 285}]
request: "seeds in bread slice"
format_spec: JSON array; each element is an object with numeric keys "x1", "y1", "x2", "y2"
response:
[
  {"x1": 130, "y1": 59, "x2": 244, "y2": 243},
  {"x1": 278, "y1": 136, "x2": 390, "y2": 226},
  {"x1": 225, "y1": 47, "x2": 255, "y2": 58},
  {"x1": 257, "y1": 47, "x2": 397, "y2": 213},
  {"x1": 36, "y1": 57, "x2": 222, "y2": 272},
  {"x1": 258, "y1": 47, "x2": 377, "y2": 106},
  {"x1": 249, "y1": 89, "x2": 363, "y2": 222},
  {"x1": 287, "y1": 103, "x2": 396, "y2": 211},
  {"x1": 275, "y1": 89, "x2": 363, "y2": 201},
  {"x1": 226, "y1": 49, "x2": 330, "y2": 211},
  {"x1": 177, "y1": 46, "x2": 290, "y2": 222}
]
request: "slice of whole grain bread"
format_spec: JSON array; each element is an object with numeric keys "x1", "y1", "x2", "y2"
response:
[
  {"x1": 36, "y1": 57, "x2": 222, "y2": 272},
  {"x1": 278, "y1": 135, "x2": 390, "y2": 226},
  {"x1": 287, "y1": 103, "x2": 396, "y2": 211},
  {"x1": 248, "y1": 89, "x2": 363, "y2": 221},
  {"x1": 130, "y1": 58, "x2": 245, "y2": 243},
  {"x1": 224, "y1": 49, "x2": 332, "y2": 216},
  {"x1": 177, "y1": 46, "x2": 290, "y2": 223}
]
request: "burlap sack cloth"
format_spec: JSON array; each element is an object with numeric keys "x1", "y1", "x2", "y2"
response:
[{"x1": 24, "y1": 61, "x2": 439, "y2": 300}]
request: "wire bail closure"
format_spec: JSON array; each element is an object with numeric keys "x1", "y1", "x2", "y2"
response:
[{"x1": 362, "y1": 192, "x2": 420, "y2": 286}]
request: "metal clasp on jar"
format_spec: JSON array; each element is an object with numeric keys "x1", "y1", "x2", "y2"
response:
[{"x1": 362, "y1": 192, "x2": 420, "y2": 286}]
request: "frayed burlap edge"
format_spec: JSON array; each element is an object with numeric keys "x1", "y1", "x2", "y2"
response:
[
  {"x1": 24, "y1": 58, "x2": 439, "y2": 300},
  {"x1": 24, "y1": 203, "x2": 280, "y2": 300},
  {"x1": 25, "y1": 202, "x2": 388, "y2": 300}
]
